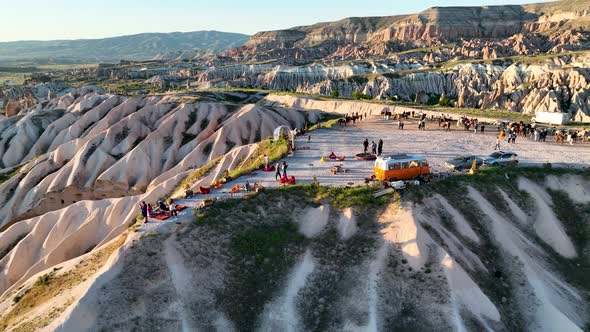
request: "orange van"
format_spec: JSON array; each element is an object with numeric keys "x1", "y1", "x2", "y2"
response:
[{"x1": 374, "y1": 154, "x2": 430, "y2": 181}]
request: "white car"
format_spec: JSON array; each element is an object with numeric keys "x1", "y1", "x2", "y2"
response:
[{"x1": 483, "y1": 151, "x2": 519, "y2": 166}]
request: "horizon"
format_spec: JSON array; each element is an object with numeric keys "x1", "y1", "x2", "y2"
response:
[{"x1": 1, "y1": 0, "x2": 554, "y2": 43}]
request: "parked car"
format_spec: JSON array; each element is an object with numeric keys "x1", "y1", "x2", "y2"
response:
[
  {"x1": 444, "y1": 155, "x2": 484, "y2": 171},
  {"x1": 483, "y1": 151, "x2": 519, "y2": 166}
]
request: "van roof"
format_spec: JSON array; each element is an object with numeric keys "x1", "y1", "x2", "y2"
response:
[{"x1": 378, "y1": 154, "x2": 426, "y2": 162}]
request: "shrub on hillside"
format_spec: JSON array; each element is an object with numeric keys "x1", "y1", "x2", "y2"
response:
[
  {"x1": 438, "y1": 96, "x2": 451, "y2": 107},
  {"x1": 352, "y1": 91, "x2": 372, "y2": 100}
]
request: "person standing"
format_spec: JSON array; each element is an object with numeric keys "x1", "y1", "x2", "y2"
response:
[
  {"x1": 481, "y1": 125, "x2": 485, "y2": 134},
  {"x1": 282, "y1": 161, "x2": 288, "y2": 178},
  {"x1": 169, "y1": 199, "x2": 178, "y2": 217},
  {"x1": 147, "y1": 203, "x2": 153, "y2": 218},
  {"x1": 363, "y1": 139, "x2": 369, "y2": 153},
  {"x1": 371, "y1": 141, "x2": 377, "y2": 155},
  {"x1": 275, "y1": 163, "x2": 282, "y2": 180},
  {"x1": 264, "y1": 154, "x2": 270, "y2": 168},
  {"x1": 377, "y1": 139, "x2": 383, "y2": 156},
  {"x1": 140, "y1": 201, "x2": 148, "y2": 223},
  {"x1": 494, "y1": 137, "x2": 501, "y2": 150}
]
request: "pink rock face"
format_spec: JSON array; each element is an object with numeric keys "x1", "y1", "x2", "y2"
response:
[{"x1": 0, "y1": 91, "x2": 321, "y2": 233}]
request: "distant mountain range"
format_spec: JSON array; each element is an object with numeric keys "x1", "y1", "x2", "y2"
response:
[{"x1": 0, "y1": 31, "x2": 250, "y2": 64}]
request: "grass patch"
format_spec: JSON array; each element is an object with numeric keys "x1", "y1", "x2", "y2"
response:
[
  {"x1": 191, "y1": 189, "x2": 308, "y2": 330},
  {"x1": 0, "y1": 234, "x2": 127, "y2": 332},
  {"x1": 172, "y1": 157, "x2": 222, "y2": 196},
  {"x1": 312, "y1": 186, "x2": 390, "y2": 209},
  {"x1": 200, "y1": 118, "x2": 210, "y2": 131},
  {"x1": 227, "y1": 138, "x2": 288, "y2": 179},
  {"x1": 189, "y1": 184, "x2": 392, "y2": 330},
  {"x1": 224, "y1": 222, "x2": 305, "y2": 329},
  {"x1": 308, "y1": 113, "x2": 343, "y2": 131},
  {"x1": 181, "y1": 133, "x2": 197, "y2": 146},
  {"x1": 0, "y1": 168, "x2": 20, "y2": 186}
]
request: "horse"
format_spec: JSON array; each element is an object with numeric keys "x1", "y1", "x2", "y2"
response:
[{"x1": 554, "y1": 133, "x2": 566, "y2": 144}]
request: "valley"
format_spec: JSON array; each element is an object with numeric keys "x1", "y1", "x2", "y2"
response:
[{"x1": 1, "y1": 0, "x2": 590, "y2": 331}]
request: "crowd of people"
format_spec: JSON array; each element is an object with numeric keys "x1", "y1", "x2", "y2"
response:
[
  {"x1": 496, "y1": 121, "x2": 588, "y2": 145},
  {"x1": 394, "y1": 111, "x2": 589, "y2": 146}
]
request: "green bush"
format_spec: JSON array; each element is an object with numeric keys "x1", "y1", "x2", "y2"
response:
[
  {"x1": 352, "y1": 91, "x2": 372, "y2": 100},
  {"x1": 330, "y1": 90, "x2": 339, "y2": 98},
  {"x1": 438, "y1": 96, "x2": 451, "y2": 107}
]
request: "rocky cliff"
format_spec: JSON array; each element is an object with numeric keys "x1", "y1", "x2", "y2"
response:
[
  {"x1": 228, "y1": 0, "x2": 590, "y2": 64},
  {"x1": 0, "y1": 83, "x2": 70, "y2": 117},
  {"x1": 195, "y1": 53, "x2": 590, "y2": 121}
]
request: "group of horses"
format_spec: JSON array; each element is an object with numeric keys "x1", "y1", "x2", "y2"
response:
[
  {"x1": 339, "y1": 114, "x2": 365, "y2": 125},
  {"x1": 553, "y1": 129, "x2": 589, "y2": 144},
  {"x1": 502, "y1": 121, "x2": 588, "y2": 144},
  {"x1": 337, "y1": 111, "x2": 589, "y2": 145}
]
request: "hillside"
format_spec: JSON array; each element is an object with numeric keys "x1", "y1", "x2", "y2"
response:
[
  {"x1": 1, "y1": 166, "x2": 589, "y2": 331},
  {"x1": 58, "y1": 172, "x2": 588, "y2": 331},
  {"x1": 0, "y1": 31, "x2": 250, "y2": 64},
  {"x1": 243, "y1": 0, "x2": 590, "y2": 52}
]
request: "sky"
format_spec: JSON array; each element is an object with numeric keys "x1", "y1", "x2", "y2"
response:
[{"x1": 1, "y1": 0, "x2": 553, "y2": 42}]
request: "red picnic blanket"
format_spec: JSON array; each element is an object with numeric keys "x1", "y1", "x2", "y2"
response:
[
  {"x1": 152, "y1": 213, "x2": 169, "y2": 221},
  {"x1": 151, "y1": 204, "x2": 188, "y2": 221},
  {"x1": 279, "y1": 176, "x2": 296, "y2": 185}
]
